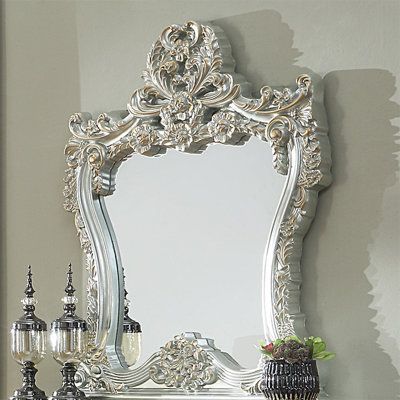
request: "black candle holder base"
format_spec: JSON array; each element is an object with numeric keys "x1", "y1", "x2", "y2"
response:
[
  {"x1": 10, "y1": 362, "x2": 47, "y2": 400},
  {"x1": 50, "y1": 363, "x2": 86, "y2": 400}
]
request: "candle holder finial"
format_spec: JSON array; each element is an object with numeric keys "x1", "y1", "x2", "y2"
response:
[
  {"x1": 50, "y1": 263, "x2": 88, "y2": 400},
  {"x1": 65, "y1": 263, "x2": 75, "y2": 296},
  {"x1": 24, "y1": 265, "x2": 35, "y2": 298},
  {"x1": 10, "y1": 265, "x2": 47, "y2": 400}
]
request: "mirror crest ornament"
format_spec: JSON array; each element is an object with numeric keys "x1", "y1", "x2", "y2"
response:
[{"x1": 64, "y1": 21, "x2": 331, "y2": 396}]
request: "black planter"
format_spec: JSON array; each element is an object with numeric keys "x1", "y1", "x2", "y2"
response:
[{"x1": 261, "y1": 359, "x2": 320, "y2": 400}]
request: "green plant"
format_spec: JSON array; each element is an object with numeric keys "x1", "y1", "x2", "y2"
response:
[{"x1": 260, "y1": 335, "x2": 335, "y2": 364}]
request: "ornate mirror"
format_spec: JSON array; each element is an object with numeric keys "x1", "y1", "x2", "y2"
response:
[{"x1": 64, "y1": 20, "x2": 331, "y2": 398}]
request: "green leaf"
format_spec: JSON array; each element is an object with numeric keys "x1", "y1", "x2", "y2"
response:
[
  {"x1": 312, "y1": 341, "x2": 326, "y2": 356},
  {"x1": 284, "y1": 335, "x2": 302, "y2": 343},
  {"x1": 305, "y1": 338, "x2": 314, "y2": 349},
  {"x1": 314, "y1": 351, "x2": 335, "y2": 360},
  {"x1": 273, "y1": 339, "x2": 284, "y2": 347}
]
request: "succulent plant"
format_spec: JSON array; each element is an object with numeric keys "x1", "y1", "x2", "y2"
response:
[
  {"x1": 271, "y1": 340, "x2": 311, "y2": 363},
  {"x1": 260, "y1": 335, "x2": 335, "y2": 363}
]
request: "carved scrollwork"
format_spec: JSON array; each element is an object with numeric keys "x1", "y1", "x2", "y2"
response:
[
  {"x1": 265, "y1": 116, "x2": 293, "y2": 175},
  {"x1": 149, "y1": 334, "x2": 217, "y2": 392},
  {"x1": 75, "y1": 364, "x2": 124, "y2": 394},
  {"x1": 241, "y1": 378, "x2": 263, "y2": 395},
  {"x1": 233, "y1": 74, "x2": 311, "y2": 115},
  {"x1": 128, "y1": 21, "x2": 240, "y2": 120}
]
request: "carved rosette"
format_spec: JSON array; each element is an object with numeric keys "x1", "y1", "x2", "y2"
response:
[
  {"x1": 63, "y1": 19, "x2": 330, "y2": 392},
  {"x1": 150, "y1": 335, "x2": 217, "y2": 392}
]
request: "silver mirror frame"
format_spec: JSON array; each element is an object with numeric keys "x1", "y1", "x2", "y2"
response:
[{"x1": 63, "y1": 21, "x2": 331, "y2": 397}]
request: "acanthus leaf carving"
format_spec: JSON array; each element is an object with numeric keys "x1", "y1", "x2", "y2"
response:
[{"x1": 128, "y1": 21, "x2": 241, "y2": 126}]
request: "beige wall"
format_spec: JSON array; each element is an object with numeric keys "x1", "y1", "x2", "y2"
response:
[
  {"x1": 2, "y1": 1, "x2": 399, "y2": 399},
  {"x1": 2, "y1": 1, "x2": 83, "y2": 397}
]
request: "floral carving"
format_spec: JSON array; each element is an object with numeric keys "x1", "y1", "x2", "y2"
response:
[
  {"x1": 161, "y1": 122, "x2": 194, "y2": 151},
  {"x1": 160, "y1": 91, "x2": 203, "y2": 127},
  {"x1": 149, "y1": 335, "x2": 217, "y2": 392},
  {"x1": 207, "y1": 111, "x2": 238, "y2": 143},
  {"x1": 159, "y1": 91, "x2": 205, "y2": 150},
  {"x1": 129, "y1": 124, "x2": 158, "y2": 154}
]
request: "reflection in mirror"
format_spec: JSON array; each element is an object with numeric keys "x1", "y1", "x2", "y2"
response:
[{"x1": 105, "y1": 137, "x2": 286, "y2": 368}]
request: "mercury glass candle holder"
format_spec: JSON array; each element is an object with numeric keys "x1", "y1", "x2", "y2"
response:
[
  {"x1": 121, "y1": 287, "x2": 142, "y2": 367},
  {"x1": 50, "y1": 264, "x2": 88, "y2": 400},
  {"x1": 10, "y1": 265, "x2": 47, "y2": 400}
]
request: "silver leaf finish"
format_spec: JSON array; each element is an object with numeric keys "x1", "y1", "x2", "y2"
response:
[
  {"x1": 63, "y1": 20, "x2": 331, "y2": 396},
  {"x1": 149, "y1": 334, "x2": 217, "y2": 392}
]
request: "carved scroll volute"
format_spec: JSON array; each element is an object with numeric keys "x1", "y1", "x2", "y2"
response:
[{"x1": 265, "y1": 115, "x2": 293, "y2": 175}]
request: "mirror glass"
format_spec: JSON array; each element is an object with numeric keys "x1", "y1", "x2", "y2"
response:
[{"x1": 105, "y1": 137, "x2": 286, "y2": 368}]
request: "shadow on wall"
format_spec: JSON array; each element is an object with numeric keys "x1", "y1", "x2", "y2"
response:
[
  {"x1": 305, "y1": 69, "x2": 400, "y2": 399},
  {"x1": 216, "y1": 9, "x2": 400, "y2": 400},
  {"x1": 214, "y1": 10, "x2": 311, "y2": 91}
]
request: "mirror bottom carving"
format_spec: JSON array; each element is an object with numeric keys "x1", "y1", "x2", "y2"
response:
[{"x1": 75, "y1": 332, "x2": 263, "y2": 396}]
